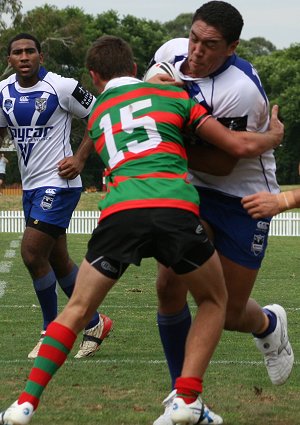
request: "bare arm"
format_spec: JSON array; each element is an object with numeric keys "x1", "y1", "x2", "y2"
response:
[
  {"x1": 57, "y1": 127, "x2": 94, "y2": 179},
  {"x1": 242, "y1": 190, "x2": 300, "y2": 218},
  {"x1": 186, "y1": 144, "x2": 238, "y2": 175},
  {"x1": 196, "y1": 105, "x2": 283, "y2": 158}
]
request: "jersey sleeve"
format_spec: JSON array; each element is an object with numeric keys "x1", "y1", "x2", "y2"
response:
[
  {"x1": 151, "y1": 38, "x2": 189, "y2": 65},
  {"x1": 186, "y1": 98, "x2": 210, "y2": 131},
  {"x1": 53, "y1": 74, "x2": 96, "y2": 119},
  {"x1": 0, "y1": 86, "x2": 8, "y2": 127}
]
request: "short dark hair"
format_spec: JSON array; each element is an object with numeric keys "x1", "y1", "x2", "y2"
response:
[
  {"x1": 7, "y1": 33, "x2": 41, "y2": 55},
  {"x1": 86, "y1": 35, "x2": 135, "y2": 80},
  {"x1": 192, "y1": 1, "x2": 244, "y2": 44}
]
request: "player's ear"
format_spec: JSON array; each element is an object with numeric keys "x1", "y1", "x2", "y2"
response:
[
  {"x1": 39, "y1": 52, "x2": 44, "y2": 64},
  {"x1": 89, "y1": 70, "x2": 105, "y2": 93},
  {"x1": 132, "y1": 62, "x2": 138, "y2": 77},
  {"x1": 227, "y1": 40, "x2": 239, "y2": 56},
  {"x1": 89, "y1": 70, "x2": 99, "y2": 85}
]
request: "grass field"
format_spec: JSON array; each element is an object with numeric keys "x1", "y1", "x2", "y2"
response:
[{"x1": 0, "y1": 232, "x2": 299, "y2": 424}]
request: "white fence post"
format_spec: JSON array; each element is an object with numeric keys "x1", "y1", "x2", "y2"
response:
[{"x1": 0, "y1": 211, "x2": 300, "y2": 236}]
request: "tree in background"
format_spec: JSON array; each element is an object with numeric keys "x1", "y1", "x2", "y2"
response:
[
  {"x1": 0, "y1": 0, "x2": 21, "y2": 29},
  {"x1": 253, "y1": 44, "x2": 300, "y2": 184}
]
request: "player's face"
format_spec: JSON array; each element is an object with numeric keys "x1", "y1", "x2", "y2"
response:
[
  {"x1": 8, "y1": 39, "x2": 43, "y2": 87},
  {"x1": 183, "y1": 20, "x2": 239, "y2": 78}
]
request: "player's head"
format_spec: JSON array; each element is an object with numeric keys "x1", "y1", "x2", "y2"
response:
[
  {"x1": 7, "y1": 33, "x2": 43, "y2": 86},
  {"x1": 86, "y1": 35, "x2": 136, "y2": 84},
  {"x1": 185, "y1": 1, "x2": 243, "y2": 78},
  {"x1": 7, "y1": 33, "x2": 41, "y2": 55},
  {"x1": 192, "y1": 1, "x2": 243, "y2": 44}
]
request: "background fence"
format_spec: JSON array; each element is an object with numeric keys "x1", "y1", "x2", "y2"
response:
[{"x1": 1, "y1": 211, "x2": 300, "y2": 236}]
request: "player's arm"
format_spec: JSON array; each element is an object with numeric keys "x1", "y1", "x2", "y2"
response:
[
  {"x1": 58, "y1": 127, "x2": 94, "y2": 179},
  {"x1": 196, "y1": 105, "x2": 283, "y2": 158},
  {"x1": 242, "y1": 190, "x2": 300, "y2": 219},
  {"x1": 186, "y1": 144, "x2": 238, "y2": 175}
]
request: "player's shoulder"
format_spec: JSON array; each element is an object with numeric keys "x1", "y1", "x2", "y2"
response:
[
  {"x1": 42, "y1": 70, "x2": 79, "y2": 93},
  {"x1": 155, "y1": 38, "x2": 189, "y2": 63},
  {"x1": 0, "y1": 73, "x2": 17, "y2": 91},
  {"x1": 230, "y1": 55, "x2": 266, "y2": 95}
]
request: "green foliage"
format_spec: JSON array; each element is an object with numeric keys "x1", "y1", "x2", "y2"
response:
[
  {"x1": 0, "y1": 0, "x2": 21, "y2": 30},
  {"x1": 253, "y1": 44, "x2": 300, "y2": 184},
  {"x1": 237, "y1": 37, "x2": 276, "y2": 62},
  {"x1": 164, "y1": 13, "x2": 193, "y2": 39}
]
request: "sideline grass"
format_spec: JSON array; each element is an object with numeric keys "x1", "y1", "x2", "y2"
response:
[
  {"x1": 0, "y1": 192, "x2": 102, "y2": 211},
  {"x1": 0, "y1": 233, "x2": 299, "y2": 424}
]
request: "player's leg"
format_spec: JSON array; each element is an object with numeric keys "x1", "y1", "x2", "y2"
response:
[
  {"x1": 21, "y1": 187, "x2": 74, "y2": 358},
  {"x1": 154, "y1": 209, "x2": 225, "y2": 425},
  {"x1": 221, "y1": 254, "x2": 294, "y2": 385},
  {"x1": 21, "y1": 225, "x2": 59, "y2": 359},
  {"x1": 50, "y1": 234, "x2": 113, "y2": 358},
  {"x1": 0, "y1": 259, "x2": 117, "y2": 425},
  {"x1": 156, "y1": 265, "x2": 190, "y2": 389},
  {"x1": 155, "y1": 216, "x2": 216, "y2": 393},
  {"x1": 170, "y1": 251, "x2": 227, "y2": 424},
  {"x1": 199, "y1": 187, "x2": 294, "y2": 385}
]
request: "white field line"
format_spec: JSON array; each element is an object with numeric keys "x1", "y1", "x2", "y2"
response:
[
  {"x1": 1, "y1": 304, "x2": 300, "y2": 313},
  {"x1": 0, "y1": 358, "x2": 298, "y2": 366},
  {"x1": 4, "y1": 250, "x2": 16, "y2": 258},
  {"x1": 0, "y1": 280, "x2": 7, "y2": 297},
  {"x1": 0, "y1": 238, "x2": 19, "y2": 299}
]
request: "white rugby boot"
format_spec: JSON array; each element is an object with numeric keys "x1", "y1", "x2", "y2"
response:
[{"x1": 254, "y1": 304, "x2": 294, "y2": 385}]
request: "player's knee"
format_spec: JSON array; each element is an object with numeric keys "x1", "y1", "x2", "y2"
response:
[{"x1": 21, "y1": 244, "x2": 47, "y2": 274}]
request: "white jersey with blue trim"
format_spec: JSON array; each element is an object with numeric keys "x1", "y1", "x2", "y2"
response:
[
  {"x1": 0, "y1": 66, "x2": 96, "y2": 190},
  {"x1": 152, "y1": 38, "x2": 279, "y2": 197}
]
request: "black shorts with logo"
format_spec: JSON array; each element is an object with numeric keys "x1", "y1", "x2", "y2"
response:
[{"x1": 85, "y1": 208, "x2": 215, "y2": 276}]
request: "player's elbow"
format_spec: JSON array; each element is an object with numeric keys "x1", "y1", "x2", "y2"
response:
[{"x1": 231, "y1": 144, "x2": 261, "y2": 158}]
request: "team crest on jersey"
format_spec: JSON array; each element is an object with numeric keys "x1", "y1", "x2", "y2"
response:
[
  {"x1": 35, "y1": 98, "x2": 47, "y2": 113},
  {"x1": 3, "y1": 98, "x2": 15, "y2": 113}
]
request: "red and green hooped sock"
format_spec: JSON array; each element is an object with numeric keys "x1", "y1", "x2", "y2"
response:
[
  {"x1": 18, "y1": 321, "x2": 76, "y2": 409},
  {"x1": 175, "y1": 376, "x2": 203, "y2": 404}
]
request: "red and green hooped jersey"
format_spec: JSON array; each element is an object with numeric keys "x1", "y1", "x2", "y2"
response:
[{"x1": 88, "y1": 78, "x2": 209, "y2": 220}]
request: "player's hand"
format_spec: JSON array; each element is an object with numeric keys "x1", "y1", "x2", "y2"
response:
[
  {"x1": 269, "y1": 105, "x2": 284, "y2": 149},
  {"x1": 146, "y1": 74, "x2": 184, "y2": 87},
  {"x1": 57, "y1": 156, "x2": 84, "y2": 179},
  {"x1": 241, "y1": 191, "x2": 280, "y2": 218}
]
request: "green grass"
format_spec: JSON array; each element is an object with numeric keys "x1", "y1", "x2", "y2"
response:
[
  {"x1": 0, "y1": 192, "x2": 102, "y2": 211},
  {"x1": 0, "y1": 233, "x2": 299, "y2": 424}
]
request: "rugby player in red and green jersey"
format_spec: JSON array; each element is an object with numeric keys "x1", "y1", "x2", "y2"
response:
[{"x1": 0, "y1": 35, "x2": 283, "y2": 425}]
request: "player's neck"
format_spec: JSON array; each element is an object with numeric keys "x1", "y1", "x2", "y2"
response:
[{"x1": 17, "y1": 75, "x2": 39, "y2": 88}]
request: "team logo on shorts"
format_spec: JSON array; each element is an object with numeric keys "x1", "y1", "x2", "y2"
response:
[
  {"x1": 257, "y1": 221, "x2": 270, "y2": 232},
  {"x1": 195, "y1": 224, "x2": 203, "y2": 234},
  {"x1": 35, "y1": 98, "x2": 47, "y2": 113},
  {"x1": 251, "y1": 234, "x2": 265, "y2": 256},
  {"x1": 40, "y1": 188, "x2": 56, "y2": 210}
]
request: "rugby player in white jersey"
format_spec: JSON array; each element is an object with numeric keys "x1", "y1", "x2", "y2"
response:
[
  {"x1": 0, "y1": 33, "x2": 112, "y2": 359},
  {"x1": 147, "y1": 2, "x2": 294, "y2": 424}
]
